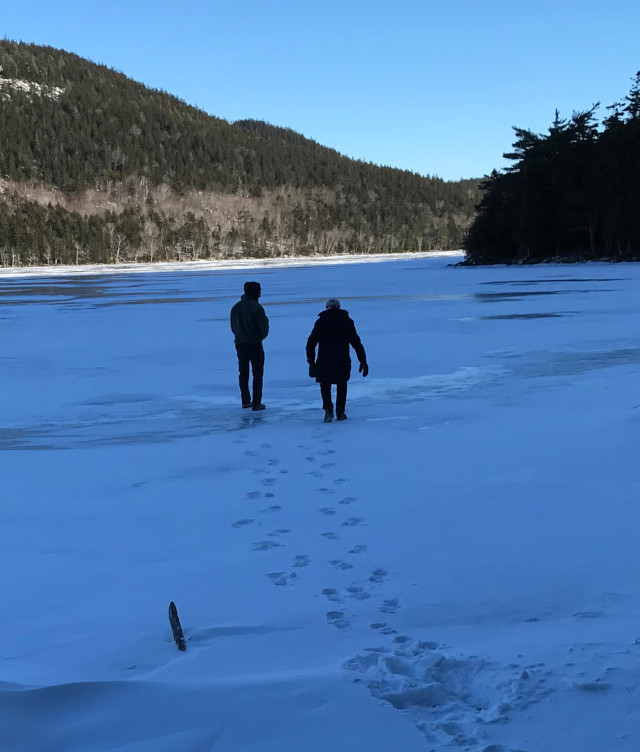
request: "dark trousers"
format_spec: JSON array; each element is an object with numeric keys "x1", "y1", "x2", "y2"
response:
[
  {"x1": 320, "y1": 382, "x2": 347, "y2": 415},
  {"x1": 236, "y1": 343, "x2": 264, "y2": 406}
]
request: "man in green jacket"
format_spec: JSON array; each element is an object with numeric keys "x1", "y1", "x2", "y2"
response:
[{"x1": 230, "y1": 281, "x2": 269, "y2": 410}]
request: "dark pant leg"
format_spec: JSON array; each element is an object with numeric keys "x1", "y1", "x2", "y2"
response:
[
  {"x1": 248, "y1": 343, "x2": 265, "y2": 406},
  {"x1": 235, "y1": 344, "x2": 252, "y2": 405},
  {"x1": 336, "y1": 382, "x2": 347, "y2": 415},
  {"x1": 320, "y1": 382, "x2": 333, "y2": 411}
]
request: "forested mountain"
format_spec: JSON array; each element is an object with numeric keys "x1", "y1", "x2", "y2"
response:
[
  {"x1": 464, "y1": 73, "x2": 640, "y2": 264},
  {"x1": 0, "y1": 40, "x2": 480, "y2": 267}
]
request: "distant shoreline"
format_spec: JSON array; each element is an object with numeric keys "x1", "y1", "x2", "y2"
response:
[{"x1": 0, "y1": 250, "x2": 464, "y2": 279}]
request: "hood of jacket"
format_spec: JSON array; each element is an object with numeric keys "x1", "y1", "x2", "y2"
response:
[{"x1": 318, "y1": 307, "x2": 349, "y2": 320}]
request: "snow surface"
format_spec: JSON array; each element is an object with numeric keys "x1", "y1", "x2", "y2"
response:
[
  {"x1": 0, "y1": 78, "x2": 65, "y2": 100},
  {"x1": 1, "y1": 253, "x2": 640, "y2": 751}
]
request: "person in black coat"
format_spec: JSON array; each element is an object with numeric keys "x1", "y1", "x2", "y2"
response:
[
  {"x1": 306, "y1": 298, "x2": 368, "y2": 422},
  {"x1": 230, "y1": 281, "x2": 269, "y2": 410}
]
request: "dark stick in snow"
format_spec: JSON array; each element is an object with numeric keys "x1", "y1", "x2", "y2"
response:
[{"x1": 168, "y1": 601, "x2": 186, "y2": 651}]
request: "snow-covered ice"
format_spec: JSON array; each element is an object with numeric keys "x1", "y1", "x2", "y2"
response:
[{"x1": 1, "y1": 254, "x2": 640, "y2": 751}]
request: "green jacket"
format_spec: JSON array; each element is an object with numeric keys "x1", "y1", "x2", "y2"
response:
[{"x1": 230, "y1": 294, "x2": 269, "y2": 344}]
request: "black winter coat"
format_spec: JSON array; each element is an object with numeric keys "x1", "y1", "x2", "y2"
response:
[
  {"x1": 306, "y1": 308, "x2": 366, "y2": 384},
  {"x1": 230, "y1": 294, "x2": 269, "y2": 344}
]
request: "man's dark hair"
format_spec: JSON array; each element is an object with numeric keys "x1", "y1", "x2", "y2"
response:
[{"x1": 244, "y1": 281, "x2": 261, "y2": 298}]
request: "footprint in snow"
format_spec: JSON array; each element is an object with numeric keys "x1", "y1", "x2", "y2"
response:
[
  {"x1": 267, "y1": 529, "x2": 291, "y2": 538},
  {"x1": 245, "y1": 491, "x2": 261, "y2": 499},
  {"x1": 339, "y1": 496, "x2": 357, "y2": 505},
  {"x1": 252, "y1": 540, "x2": 282, "y2": 551},
  {"x1": 573, "y1": 610, "x2": 603, "y2": 619},
  {"x1": 306, "y1": 471, "x2": 323, "y2": 478},
  {"x1": 317, "y1": 487, "x2": 336, "y2": 495},
  {"x1": 260, "y1": 505, "x2": 281, "y2": 514},
  {"x1": 260, "y1": 443, "x2": 272, "y2": 449},
  {"x1": 266, "y1": 572, "x2": 297, "y2": 587},
  {"x1": 293, "y1": 555, "x2": 310, "y2": 568},
  {"x1": 342, "y1": 517, "x2": 364, "y2": 527},
  {"x1": 370, "y1": 622, "x2": 397, "y2": 635},
  {"x1": 261, "y1": 478, "x2": 278, "y2": 487},
  {"x1": 231, "y1": 518, "x2": 254, "y2": 528},
  {"x1": 333, "y1": 478, "x2": 349, "y2": 486},
  {"x1": 319, "y1": 449, "x2": 336, "y2": 456},
  {"x1": 391, "y1": 635, "x2": 415, "y2": 646},
  {"x1": 349, "y1": 544, "x2": 368, "y2": 554},
  {"x1": 319, "y1": 507, "x2": 336, "y2": 516},
  {"x1": 347, "y1": 585, "x2": 371, "y2": 600},
  {"x1": 576, "y1": 681, "x2": 611, "y2": 693},
  {"x1": 327, "y1": 610, "x2": 350, "y2": 629},
  {"x1": 267, "y1": 459, "x2": 280, "y2": 467},
  {"x1": 344, "y1": 636, "x2": 552, "y2": 747},
  {"x1": 380, "y1": 598, "x2": 401, "y2": 614},
  {"x1": 321, "y1": 462, "x2": 336, "y2": 469},
  {"x1": 321, "y1": 531, "x2": 340, "y2": 541},
  {"x1": 322, "y1": 588, "x2": 343, "y2": 603},
  {"x1": 369, "y1": 567, "x2": 389, "y2": 583},
  {"x1": 330, "y1": 559, "x2": 354, "y2": 570}
]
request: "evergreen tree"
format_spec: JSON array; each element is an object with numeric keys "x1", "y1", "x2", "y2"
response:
[{"x1": 464, "y1": 73, "x2": 640, "y2": 264}]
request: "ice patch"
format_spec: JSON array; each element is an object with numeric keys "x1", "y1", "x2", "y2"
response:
[{"x1": 348, "y1": 366, "x2": 505, "y2": 403}]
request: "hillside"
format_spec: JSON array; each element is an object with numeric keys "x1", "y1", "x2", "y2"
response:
[{"x1": 0, "y1": 40, "x2": 480, "y2": 267}]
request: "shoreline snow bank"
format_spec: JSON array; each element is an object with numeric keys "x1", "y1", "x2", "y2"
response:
[{"x1": 0, "y1": 250, "x2": 463, "y2": 279}]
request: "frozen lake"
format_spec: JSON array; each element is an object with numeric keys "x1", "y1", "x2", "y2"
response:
[
  {"x1": 1, "y1": 254, "x2": 640, "y2": 751},
  {"x1": 1, "y1": 259, "x2": 635, "y2": 450}
]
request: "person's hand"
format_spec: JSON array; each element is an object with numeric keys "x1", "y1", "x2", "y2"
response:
[
  {"x1": 359, "y1": 362, "x2": 369, "y2": 377},
  {"x1": 308, "y1": 363, "x2": 317, "y2": 378}
]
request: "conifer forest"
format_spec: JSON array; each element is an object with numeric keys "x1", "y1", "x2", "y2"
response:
[{"x1": 463, "y1": 73, "x2": 640, "y2": 264}]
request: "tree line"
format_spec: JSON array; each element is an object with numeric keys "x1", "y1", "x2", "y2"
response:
[
  {"x1": 464, "y1": 73, "x2": 640, "y2": 264},
  {"x1": 0, "y1": 40, "x2": 480, "y2": 266}
]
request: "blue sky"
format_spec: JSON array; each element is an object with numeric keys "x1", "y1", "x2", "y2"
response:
[{"x1": 3, "y1": 0, "x2": 640, "y2": 181}]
